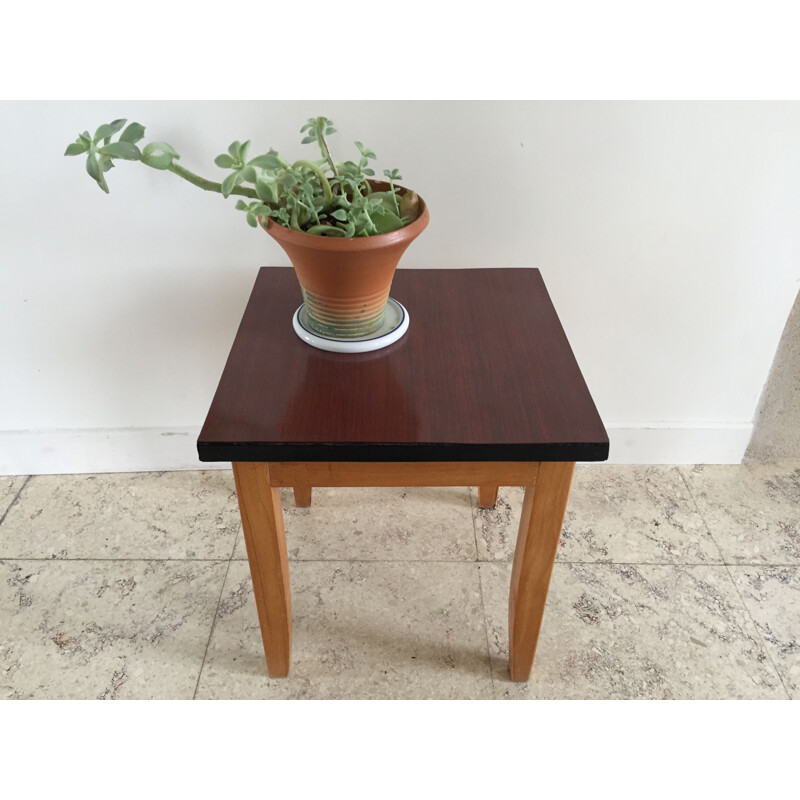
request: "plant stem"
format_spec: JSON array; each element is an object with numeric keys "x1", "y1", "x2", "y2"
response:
[
  {"x1": 167, "y1": 162, "x2": 258, "y2": 199},
  {"x1": 305, "y1": 224, "x2": 346, "y2": 236},
  {"x1": 316, "y1": 125, "x2": 339, "y2": 178},
  {"x1": 292, "y1": 160, "x2": 332, "y2": 206}
]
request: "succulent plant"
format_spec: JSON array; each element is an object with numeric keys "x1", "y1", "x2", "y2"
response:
[{"x1": 64, "y1": 116, "x2": 420, "y2": 238}]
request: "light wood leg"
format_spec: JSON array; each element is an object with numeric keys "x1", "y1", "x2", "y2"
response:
[
  {"x1": 478, "y1": 485, "x2": 499, "y2": 508},
  {"x1": 508, "y1": 461, "x2": 575, "y2": 682},
  {"x1": 232, "y1": 462, "x2": 292, "y2": 677},
  {"x1": 293, "y1": 486, "x2": 312, "y2": 507}
]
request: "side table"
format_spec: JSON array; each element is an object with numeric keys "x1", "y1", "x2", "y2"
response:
[{"x1": 198, "y1": 267, "x2": 608, "y2": 681}]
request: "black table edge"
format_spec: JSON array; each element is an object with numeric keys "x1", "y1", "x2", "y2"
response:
[{"x1": 196, "y1": 440, "x2": 610, "y2": 463}]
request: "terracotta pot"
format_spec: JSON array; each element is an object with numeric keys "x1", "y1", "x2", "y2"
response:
[{"x1": 260, "y1": 181, "x2": 429, "y2": 338}]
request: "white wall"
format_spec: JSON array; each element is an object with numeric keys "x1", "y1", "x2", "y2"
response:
[{"x1": 2, "y1": 101, "x2": 799, "y2": 473}]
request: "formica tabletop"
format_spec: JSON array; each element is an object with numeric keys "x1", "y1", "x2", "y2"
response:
[{"x1": 197, "y1": 267, "x2": 609, "y2": 463}]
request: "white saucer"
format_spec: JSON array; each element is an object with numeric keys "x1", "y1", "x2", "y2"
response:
[{"x1": 292, "y1": 298, "x2": 409, "y2": 353}]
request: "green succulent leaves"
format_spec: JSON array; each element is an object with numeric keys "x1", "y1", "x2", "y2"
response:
[
  {"x1": 102, "y1": 141, "x2": 141, "y2": 160},
  {"x1": 120, "y1": 122, "x2": 145, "y2": 144},
  {"x1": 94, "y1": 119, "x2": 126, "y2": 142},
  {"x1": 65, "y1": 115, "x2": 419, "y2": 237},
  {"x1": 235, "y1": 199, "x2": 272, "y2": 228},
  {"x1": 300, "y1": 116, "x2": 336, "y2": 145},
  {"x1": 64, "y1": 138, "x2": 90, "y2": 156},
  {"x1": 65, "y1": 119, "x2": 150, "y2": 192},
  {"x1": 141, "y1": 142, "x2": 178, "y2": 170}
]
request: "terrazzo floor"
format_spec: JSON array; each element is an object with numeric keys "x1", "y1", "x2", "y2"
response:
[{"x1": 1, "y1": 462, "x2": 798, "y2": 700}]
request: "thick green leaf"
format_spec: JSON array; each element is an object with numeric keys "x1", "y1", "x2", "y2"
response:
[
  {"x1": 355, "y1": 141, "x2": 376, "y2": 159},
  {"x1": 221, "y1": 172, "x2": 241, "y2": 198},
  {"x1": 278, "y1": 171, "x2": 299, "y2": 190},
  {"x1": 141, "y1": 142, "x2": 179, "y2": 169},
  {"x1": 367, "y1": 191, "x2": 397, "y2": 212},
  {"x1": 235, "y1": 199, "x2": 248, "y2": 210},
  {"x1": 248, "y1": 153, "x2": 283, "y2": 169},
  {"x1": 85, "y1": 153, "x2": 109, "y2": 192},
  {"x1": 227, "y1": 140, "x2": 241, "y2": 159},
  {"x1": 65, "y1": 141, "x2": 89, "y2": 156},
  {"x1": 241, "y1": 165, "x2": 257, "y2": 183},
  {"x1": 100, "y1": 141, "x2": 141, "y2": 160},
  {"x1": 271, "y1": 207, "x2": 291, "y2": 226},
  {"x1": 148, "y1": 141, "x2": 178, "y2": 156},
  {"x1": 85, "y1": 153, "x2": 100, "y2": 180},
  {"x1": 214, "y1": 153, "x2": 235, "y2": 169},
  {"x1": 142, "y1": 153, "x2": 172, "y2": 169},
  {"x1": 300, "y1": 136, "x2": 315, "y2": 144},
  {"x1": 245, "y1": 211, "x2": 257, "y2": 227},
  {"x1": 369, "y1": 206, "x2": 404, "y2": 234},
  {"x1": 238, "y1": 140, "x2": 250, "y2": 162},
  {"x1": 141, "y1": 144, "x2": 172, "y2": 169},
  {"x1": 255, "y1": 176, "x2": 278, "y2": 203},
  {"x1": 93, "y1": 119, "x2": 126, "y2": 143},
  {"x1": 119, "y1": 122, "x2": 146, "y2": 144},
  {"x1": 331, "y1": 208, "x2": 348, "y2": 221}
]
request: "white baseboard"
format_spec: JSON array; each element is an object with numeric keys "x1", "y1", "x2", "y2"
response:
[
  {"x1": 0, "y1": 427, "x2": 226, "y2": 476},
  {"x1": 604, "y1": 423, "x2": 753, "y2": 465},
  {"x1": 0, "y1": 422, "x2": 753, "y2": 476}
]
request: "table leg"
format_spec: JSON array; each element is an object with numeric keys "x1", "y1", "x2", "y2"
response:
[
  {"x1": 232, "y1": 462, "x2": 292, "y2": 677},
  {"x1": 508, "y1": 461, "x2": 575, "y2": 682},
  {"x1": 478, "y1": 485, "x2": 499, "y2": 508},
  {"x1": 293, "y1": 486, "x2": 312, "y2": 507}
]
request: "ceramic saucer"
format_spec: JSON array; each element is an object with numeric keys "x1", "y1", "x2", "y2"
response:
[{"x1": 292, "y1": 297, "x2": 409, "y2": 353}]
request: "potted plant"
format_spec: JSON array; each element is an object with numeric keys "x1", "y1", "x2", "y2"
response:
[{"x1": 64, "y1": 115, "x2": 429, "y2": 342}]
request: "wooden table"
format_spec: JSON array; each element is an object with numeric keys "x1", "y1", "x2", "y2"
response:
[{"x1": 198, "y1": 267, "x2": 608, "y2": 681}]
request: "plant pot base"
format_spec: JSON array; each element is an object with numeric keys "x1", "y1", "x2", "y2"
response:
[
  {"x1": 299, "y1": 286, "x2": 389, "y2": 338},
  {"x1": 292, "y1": 298, "x2": 409, "y2": 354}
]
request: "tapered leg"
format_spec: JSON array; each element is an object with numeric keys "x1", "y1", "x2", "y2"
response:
[
  {"x1": 508, "y1": 461, "x2": 575, "y2": 682},
  {"x1": 293, "y1": 486, "x2": 312, "y2": 507},
  {"x1": 232, "y1": 462, "x2": 292, "y2": 677},
  {"x1": 478, "y1": 485, "x2": 499, "y2": 508}
]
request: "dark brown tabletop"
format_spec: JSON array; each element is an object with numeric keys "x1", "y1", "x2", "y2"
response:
[{"x1": 197, "y1": 267, "x2": 608, "y2": 463}]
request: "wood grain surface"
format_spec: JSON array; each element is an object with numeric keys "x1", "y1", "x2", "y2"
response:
[{"x1": 198, "y1": 268, "x2": 608, "y2": 463}]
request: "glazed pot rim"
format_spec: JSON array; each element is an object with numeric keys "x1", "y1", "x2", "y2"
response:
[{"x1": 258, "y1": 182, "x2": 429, "y2": 251}]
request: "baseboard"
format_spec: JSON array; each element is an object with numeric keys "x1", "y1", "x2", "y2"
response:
[
  {"x1": 0, "y1": 427, "x2": 225, "y2": 476},
  {"x1": 604, "y1": 423, "x2": 753, "y2": 465},
  {"x1": 0, "y1": 422, "x2": 753, "y2": 476}
]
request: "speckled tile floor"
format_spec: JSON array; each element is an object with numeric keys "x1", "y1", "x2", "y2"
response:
[{"x1": 1, "y1": 462, "x2": 798, "y2": 699}]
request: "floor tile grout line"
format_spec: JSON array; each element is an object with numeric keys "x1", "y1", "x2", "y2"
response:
[
  {"x1": 4, "y1": 556, "x2": 798, "y2": 567},
  {"x1": 193, "y1": 557, "x2": 234, "y2": 700},
  {"x1": 272, "y1": 559, "x2": 746, "y2": 566},
  {"x1": 475, "y1": 563, "x2": 499, "y2": 697},
  {"x1": 0, "y1": 475, "x2": 32, "y2": 528},
  {"x1": 0, "y1": 556, "x2": 241, "y2": 563},
  {"x1": 722, "y1": 562, "x2": 792, "y2": 700},
  {"x1": 676, "y1": 466, "x2": 728, "y2": 565},
  {"x1": 554, "y1": 560, "x2": 797, "y2": 567}
]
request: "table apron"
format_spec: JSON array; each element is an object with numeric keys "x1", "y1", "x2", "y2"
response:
[{"x1": 265, "y1": 461, "x2": 541, "y2": 488}]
